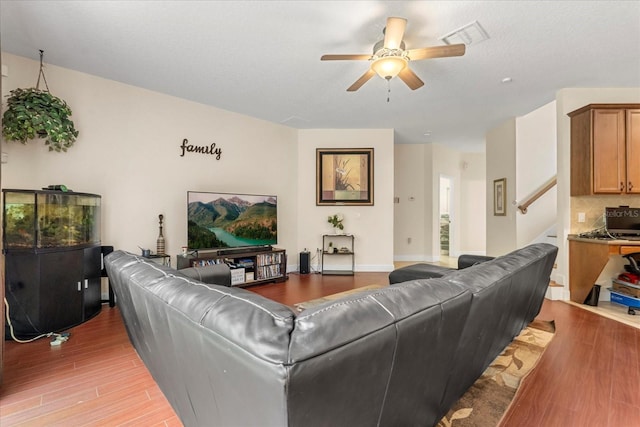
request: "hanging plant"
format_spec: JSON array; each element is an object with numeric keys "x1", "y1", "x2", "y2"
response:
[{"x1": 2, "y1": 50, "x2": 79, "y2": 152}]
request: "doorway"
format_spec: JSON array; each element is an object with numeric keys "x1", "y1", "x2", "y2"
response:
[{"x1": 439, "y1": 175, "x2": 453, "y2": 257}]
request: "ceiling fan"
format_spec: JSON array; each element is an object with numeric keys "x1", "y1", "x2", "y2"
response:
[{"x1": 321, "y1": 17, "x2": 466, "y2": 91}]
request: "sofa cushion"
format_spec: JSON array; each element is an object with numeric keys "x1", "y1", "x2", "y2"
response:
[
  {"x1": 106, "y1": 251, "x2": 297, "y2": 426},
  {"x1": 177, "y1": 263, "x2": 231, "y2": 286},
  {"x1": 437, "y1": 243, "x2": 558, "y2": 416},
  {"x1": 456, "y1": 254, "x2": 495, "y2": 269},
  {"x1": 105, "y1": 251, "x2": 295, "y2": 363},
  {"x1": 388, "y1": 263, "x2": 452, "y2": 283},
  {"x1": 287, "y1": 279, "x2": 473, "y2": 427}
]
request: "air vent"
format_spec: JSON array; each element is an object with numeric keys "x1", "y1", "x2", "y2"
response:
[{"x1": 439, "y1": 21, "x2": 489, "y2": 46}]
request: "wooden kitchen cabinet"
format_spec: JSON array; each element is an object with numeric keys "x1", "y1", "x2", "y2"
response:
[
  {"x1": 627, "y1": 109, "x2": 640, "y2": 193},
  {"x1": 569, "y1": 104, "x2": 640, "y2": 196}
]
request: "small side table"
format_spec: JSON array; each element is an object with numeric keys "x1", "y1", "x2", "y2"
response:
[
  {"x1": 145, "y1": 254, "x2": 171, "y2": 267},
  {"x1": 321, "y1": 234, "x2": 355, "y2": 275}
]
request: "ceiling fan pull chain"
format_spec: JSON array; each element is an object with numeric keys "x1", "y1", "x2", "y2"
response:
[{"x1": 387, "y1": 77, "x2": 391, "y2": 103}]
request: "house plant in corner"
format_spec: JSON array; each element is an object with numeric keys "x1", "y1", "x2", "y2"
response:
[{"x1": 2, "y1": 50, "x2": 79, "y2": 152}]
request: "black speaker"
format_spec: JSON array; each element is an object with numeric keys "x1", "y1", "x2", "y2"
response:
[{"x1": 299, "y1": 251, "x2": 310, "y2": 274}]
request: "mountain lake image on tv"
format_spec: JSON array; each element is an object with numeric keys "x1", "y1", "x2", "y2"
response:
[{"x1": 187, "y1": 191, "x2": 277, "y2": 250}]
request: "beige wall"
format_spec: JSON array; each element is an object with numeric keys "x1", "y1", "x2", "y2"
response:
[
  {"x1": 394, "y1": 144, "x2": 428, "y2": 261},
  {"x1": 486, "y1": 118, "x2": 517, "y2": 256},
  {"x1": 394, "y1": 143, "x2": 486, "y2": 261},
  {"x1": 0, "y1": 53, "x2": 299, "y2": 266},
  {"x1": 431, "y1": 143, "x2": 462, "y2": 257},
  {"x1": 487, "y1": 101, "x2": 559, "y2": 255},
  {"x1": 1, "y1": 53, "x2": 396, "y2": 275},
  {"x1": 297, "y1": 129, "x2": 395, "y2": 272},
  {"x1": 459, "y1": 152, "x2": 486, "y2": 254},
  {"x1": 515, "y1": 101, "x2": 557, "y2": 247}
]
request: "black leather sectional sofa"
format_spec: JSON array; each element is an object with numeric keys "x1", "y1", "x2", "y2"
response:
[{"x1": 105, "y1": 243, "x2": 557, "y2": 427}]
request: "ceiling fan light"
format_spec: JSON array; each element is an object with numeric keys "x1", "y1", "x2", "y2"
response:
[{"x1": 371, "y1": 56, "x2": 407, "y2": 79}]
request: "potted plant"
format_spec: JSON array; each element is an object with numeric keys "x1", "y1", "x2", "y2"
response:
[
  {"x1": 2, "y1": 50, "x2": 79, "y2": 152},
  {"x1": 327, "y1": 213, "x2": 344, "y2": 234}
]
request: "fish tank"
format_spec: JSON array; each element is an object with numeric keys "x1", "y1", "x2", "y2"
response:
[{"x1": 3, "y1": 189, "x2": 101, "y2": 250}]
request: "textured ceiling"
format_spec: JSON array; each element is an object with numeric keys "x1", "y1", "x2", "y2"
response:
[{"x1": 1, "y1": 1, "x2": 639, "y2": 151}]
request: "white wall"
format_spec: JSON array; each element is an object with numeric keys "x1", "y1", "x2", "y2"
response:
[
  {"x1": 515, "y1": 101, "x2": 557, "y2": 247},
  {"x1": 394, "y1": 143, "x2": 486, "y2": 261},
  {"x1": 1, "y1": 52, "x2": 401, "y2": 273},
  {"x1": 0, "y1": 52, "x2": 300, "y2": 266},
  {"x1": 459, "y1": 152, "x2": 486, "y2": 254},
  {"x1": 430, "y1": 144, "x2": 462, "y2": 257},
  {"x1": 486, "y1": 103, "x2": 557, "y2": 256},
  {"x1": 486, "y1": 119, "x2": 517, "y2": 256},
  {"x1": 394, "y1": 144, "x2": 427, "y2": 261},
  {"x1": 297, "y1": 129, "x2": 395, "y2": 272}
]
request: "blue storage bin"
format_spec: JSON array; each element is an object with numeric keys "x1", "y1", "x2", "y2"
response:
[{"x1": 609, "y1": 288, "x2": 640, "y2": 309}]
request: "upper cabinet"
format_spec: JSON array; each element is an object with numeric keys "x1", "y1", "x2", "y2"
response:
[
  {"x1": 628, "y1": 109, "x2": 640, "y2": 193},
  {"x1": 569, "y1": 104, "x2": 640, "y2": 196}
]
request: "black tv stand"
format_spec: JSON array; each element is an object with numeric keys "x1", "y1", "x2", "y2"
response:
[{"x1": 177, "y1": 247, "x2": 287, "y2": 287}]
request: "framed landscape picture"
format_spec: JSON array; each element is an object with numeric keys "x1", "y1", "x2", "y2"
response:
[
  {"x1": 494, "y1": 178, "x2": 506, "y2": 216},
  {"x1": 316, "y1": 148, "x2": 374, "y2": 206}
]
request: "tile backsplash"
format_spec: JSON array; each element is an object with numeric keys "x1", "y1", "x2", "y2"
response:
[{"x1": 571, "y1": 195, "x2": 640, "y2": 234}]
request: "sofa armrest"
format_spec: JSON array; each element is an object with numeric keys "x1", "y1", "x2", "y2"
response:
[
  {"x1": 178, "y1": 264, "x2": 232, "y2": 286},
  {"x1": 457, "y1": 255, "x2": 494, "y2": 270}
]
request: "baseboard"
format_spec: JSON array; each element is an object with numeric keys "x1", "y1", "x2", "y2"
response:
[
  {"x1": 355, "y1": 264, "x2": 395, "y2": 272},
  {"x1": 318, "y1": 263, "x2": 394, "y2": 272},
  {"x1": 545, "y1": 285, "x2": 566, "y2": 300},
  {"x1": 550, "y1": 271, "x2": 565, "y2": 286},
  {"x1": 393, "y1": 255, "x2": 437, "y2": 262}
]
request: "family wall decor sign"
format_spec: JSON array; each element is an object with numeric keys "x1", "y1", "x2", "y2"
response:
[{"x1": 179, "y1": 138, "x2": 222, "y2": 160}]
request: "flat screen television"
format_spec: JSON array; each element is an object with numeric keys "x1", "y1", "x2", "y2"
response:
[
  {"x1": 187, "y1": 191, "x2": 277, "y2": 250},
  {"x1": 605, "y1": 206, "x2": 640, "y2": 236}
]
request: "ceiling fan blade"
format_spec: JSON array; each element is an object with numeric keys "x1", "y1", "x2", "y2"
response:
[
  {"x1": 321, "y1": 54, "x2": 371, "y2": 61},
  {"x1": 407, "y1": 43, "x2": 466, "y2": 60},
  {"x1": 347, "y1": 69, "x2": 376, "y2": 92},
  {"x1": 398, "y1": 67, "x2": 424, "y2": 90},
  {"x1": 384, "y1": 17, "x2": 407, "y2": 49}
]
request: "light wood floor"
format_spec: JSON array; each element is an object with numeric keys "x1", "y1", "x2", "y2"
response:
[{"x1": 1, "y1": 272, "x2": 639, "y2": 426}]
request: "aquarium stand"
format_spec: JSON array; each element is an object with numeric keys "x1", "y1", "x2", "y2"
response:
[{"x1": 3, "y1": 189, "x2": 102, "y2": 339}]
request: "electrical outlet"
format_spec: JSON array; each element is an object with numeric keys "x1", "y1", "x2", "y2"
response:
[
  {"x1": 407, "y1": 237, "x2": 412, "y2": 244},
  {"x1": 578, "y1": 212, "x2": 586, "y2": 223}
]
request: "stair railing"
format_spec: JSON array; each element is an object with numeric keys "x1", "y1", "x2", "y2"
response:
[{"x1": 516, "y1": 175, "x2": 557, "y2": 214}]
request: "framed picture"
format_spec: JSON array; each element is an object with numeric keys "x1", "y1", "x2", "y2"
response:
[
  {"x1": 493, "y1": 178, "x2": 507, "y2": 216},
  {"x1": 316, "y1": 148, "x2": 374, "y2": 206}
]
